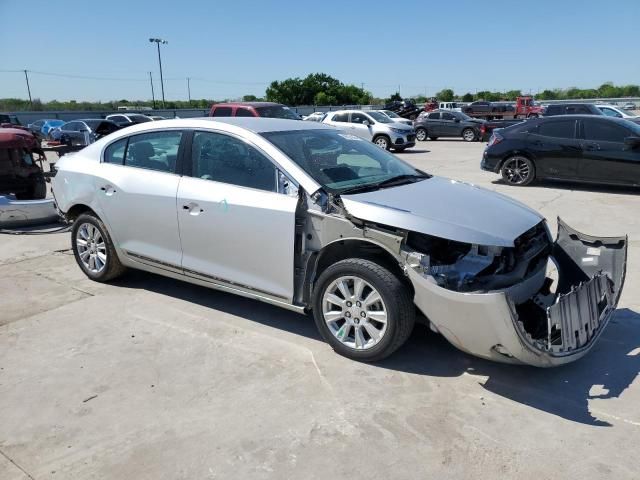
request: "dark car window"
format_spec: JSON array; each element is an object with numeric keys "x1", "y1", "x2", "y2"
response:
[
  {"x1": 235, "y1": 108, "x2": 254, "y2": 117},
  {"x1": 104, "y1": 138, "x2": 128, "y2": 164},
  {"x1": 566, "y1": 105, "x2": 591, "y2": 114},
  {"x1": 537, "y1": 120, "x2": 576, "y2": 139},
  {"x1": 545, "y1": 105, "x2": 561, "y2": 116},
  {"x1": 331, "y1": 113, "x2": 349, "y2": 122},
  {"x1": 128, "y1": 115, "x2": 152, "y2": 123},
  {"x1": 442, "y1": 112, "x2": 455, "y2": 121},
  {"x1": 63, "y1": 122, "x2": 79, "y2": 131},
  {"x1": 109, "y1": 115, "x2": 128, "y2": 123},
  {"x1": 427, "y1": 112, "x2": 440, "y2": 120},
  {"x1": 212, "y1": 107, "x2": 232, "y2": 117},
  {"x1": 190, "y1": 131, "x2": 276, "y2": 192},
  {"x1": 350, "y1": 112, "x2": 369, "y2": 124},
  {"x1": 583, "y1": 120, "x2": 629, "y2": 143},
  {"x1": 123, "y1": 131, "x2": 182, "y2": 173},
  {"x1": 254, "y1": 106, "x2": 299, "y2": 119}
]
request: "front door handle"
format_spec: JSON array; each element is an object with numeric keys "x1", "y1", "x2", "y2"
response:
[{"x1": 183, "y1": 202, "x2": 204, "y2": 215}]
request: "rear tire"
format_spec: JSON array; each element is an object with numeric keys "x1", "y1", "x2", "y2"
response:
[
  {"x1": 462, "y1": 128, "x2": 476, "y2": 142},
  {"x1": 500, "y1": 155, "x2": 536, "y2": 186},
  {"x1": 312, "y1": 259, "x2": 415, "y2": 362},
  {"x1": 415, "y1": 127, "x2": 428, "y2": 142},
  {"x1": 71, "y1": 213, "x2": 126, "y2": 282}
]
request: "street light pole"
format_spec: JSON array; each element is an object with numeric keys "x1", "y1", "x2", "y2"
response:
[
  {"x1": 149, "y1": 71, "x2": 156, "y2": 109},
  {"x1": 149, "y1": 38, "x2": 167, "y2": 108},
  {"x1": 23, "y1": 70, "x2": 32, "y2": 106},
  {"x1": 187, "y1": 77, "x2": 191, "y2": 103}
]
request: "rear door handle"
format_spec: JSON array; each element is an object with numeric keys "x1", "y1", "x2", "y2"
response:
[{"x1": 183, "y1": 202, "x2": 204, "y2": 215}]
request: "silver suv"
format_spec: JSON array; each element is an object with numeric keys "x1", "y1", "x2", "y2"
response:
[{"x1": 322, "y1": 110, "x2": 415, "y2": 151}]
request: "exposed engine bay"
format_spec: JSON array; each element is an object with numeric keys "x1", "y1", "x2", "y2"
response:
[{"x1": 405, "y1": 222, "x2": 551, "y2": 293}]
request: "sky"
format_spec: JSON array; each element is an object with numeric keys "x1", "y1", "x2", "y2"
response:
[{"x1": 0, "y1": 0, "x2": 638, "y2": 102}]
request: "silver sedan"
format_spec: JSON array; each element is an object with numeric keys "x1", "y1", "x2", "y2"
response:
[{"x1": 51, "y1": 118, "x2": 627, "y2": 366}]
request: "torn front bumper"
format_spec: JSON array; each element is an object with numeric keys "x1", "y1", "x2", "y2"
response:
[{"x1": 407, "y1": 219, "x2": 627, "y2": 367}]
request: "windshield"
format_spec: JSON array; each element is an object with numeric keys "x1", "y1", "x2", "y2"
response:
[
  {"x1": 381, "y1": 110, "x2": 401, "y2": 118},
  {"x1": 457, "y1": 112, "x2": 472, "y2": 121},
  {"x1": 256, "y1": 106, "x2": 300, "y2": 120},
  {"x1": 367, "y1": 111, "x2": 393, "y2": 123},
  {"x1": 261, "y1": 129, "x2": 426, "y2": 194}
]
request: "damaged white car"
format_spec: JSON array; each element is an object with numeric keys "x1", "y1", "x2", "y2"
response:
[{"x1": 51, "y1": 118, "x2": 627, "y2": 367}]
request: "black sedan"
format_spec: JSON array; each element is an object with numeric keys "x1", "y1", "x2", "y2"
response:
[
  {"x1": 414, "y1": 110, "x2": 485, "y2": 142},
  {"x1": 481, "y1": 115, "x2": 640, "y2": 187}
]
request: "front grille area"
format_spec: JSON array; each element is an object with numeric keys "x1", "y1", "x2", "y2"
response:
[{"x1": 407, "y1": 134, "x2": 416, "y2": 142}]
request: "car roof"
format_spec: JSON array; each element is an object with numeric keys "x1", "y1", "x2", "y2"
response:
[
  {"x1": 538, "y1": 114, "x2": 635, "y2": 125},
  {"x1": 212, "y1": 102, "x2": 284, "y2": 108},
  {"x1": 99, "y1": 117, "x2": 333, "y2": 134}
]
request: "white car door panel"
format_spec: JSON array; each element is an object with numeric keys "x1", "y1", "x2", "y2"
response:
[
  {"x1": 177, "y1": 130, "x2": 297, "y2": 300},
  {"x1": 96, "y1": 131, "x2": 183, "y2": 268},
  {"x1": 177, "y1": 179, "x2": 297, "y2": 299}
]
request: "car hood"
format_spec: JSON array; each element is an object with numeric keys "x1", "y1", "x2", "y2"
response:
[
  {"x1": 385, "y1": 123, "x2": 413, "y2": 131},
  {"x1": 340, "y1": 176, "x2": 543, "y2": 247}
]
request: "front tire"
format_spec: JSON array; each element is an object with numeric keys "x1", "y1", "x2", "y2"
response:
[
  {"x1": 312, "y1": 259, "x2": 415, "y2": 362},
  {"x1": 415, "y1": 127, "x2": 428, "y2": 142},
  {"x1": 72, "y1": 213, "x2": 126, "y2": 282},
  {"x1": 373, "y1": 135, "x2": 390, "y2": 150},
  {"x1": 500, "y1": 155, "x2": 536, "y2": 186}
]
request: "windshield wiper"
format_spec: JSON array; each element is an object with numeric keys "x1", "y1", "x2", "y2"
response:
[
  {"x1": 375, "y1": 173, "x2": 429, "y2": 189},
  {"x1": 339, "y1": 173, "x2": 429, "y2": 195}
]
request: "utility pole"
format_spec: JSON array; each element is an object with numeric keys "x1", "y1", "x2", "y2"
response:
[
  {"x1": 187, "y1": 77, "x2": 191, "y2": 103},
  {"x1": 149, "y1": 38, "x2": 168, "y2": 108},
  {"x1": 23, "y1": 70, "x2": 32, "y2": 106},
  {"x1": 149, "y1": 71, "x2": 156, "y2": 109}
]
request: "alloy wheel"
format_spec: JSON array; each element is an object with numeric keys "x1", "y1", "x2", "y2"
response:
[
  {"x1": 76, "y1": 222, "x2": 107, "y2": 273},
  {"x1": 416, "y1": 129, "x2": 427, "y2": 141},
  {"x1": 375, "y1": 137, "x2": 389, "y2": 149},
  {"x1": 463, "y1": 129, "x2": 476, "y2": 141},
  {"x1": 322, "y1": 276, "x2": 388, "y2": 350},
  {"x1": 503, "y1": 157, "x2": 532, "y2": 185}
]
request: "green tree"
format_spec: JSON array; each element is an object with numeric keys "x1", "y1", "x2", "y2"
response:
[
  {"x1": 242, "y1": 94, "x2": 258, "y2": 102},
  {"x1": 461, "y1": 92, "x2": 474, "y2": 102},
  {"x1": 386, "y1": 92, "x2": 402, "y2": 103},
  {"x1": 436, "y1": 88, "x2": 454, "y2": 101}
]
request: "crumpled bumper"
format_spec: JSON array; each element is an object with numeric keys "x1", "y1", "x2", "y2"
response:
[{"x1": 407, "y1": 218, "x2": 627, "y2": 367}]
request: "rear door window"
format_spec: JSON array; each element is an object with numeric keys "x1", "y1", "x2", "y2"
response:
[
  {"x1": 583, "y1": 120, "x2": 629, "y2": 143},
  {"x1": 441, "y1": 112, "x2": 455, "y2": 121},
  {"x1": 537, "y1": 120, "x2": 576, "y2": 139},
  {"x1": 212, "y1": 107, "x2": 232, "y2": 117},
  {"x1": 428, "y1": 112, "x2": 440, "y2": 120},
  {"x1": 331, "y1": 113, "x2": 349, "y2": 122},
  {"x1": 123, "y1": 131, "x2": 182, "y2": 173}
]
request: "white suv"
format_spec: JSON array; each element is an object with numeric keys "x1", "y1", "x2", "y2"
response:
[{"x1": 322, "y1": 110, "x2": 415, "y2": 151}]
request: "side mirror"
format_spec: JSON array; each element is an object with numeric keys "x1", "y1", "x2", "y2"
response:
[
  {"x1": 362, "y1": 120, "x2": 370, "y2": 126},
  {"x1": 624, "y1": 136, "x2": 640, "y2": 148},
  {"x1": 454, "y1": 118, "x2": 461, "y2": 123}
]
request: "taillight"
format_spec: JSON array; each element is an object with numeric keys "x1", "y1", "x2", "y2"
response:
[
  {"x1": 487, "y1": 133, "x2": 503, "y2": 147},
  {"x1": 480, "y1": 124, "x2": 486, "y2": 134}
]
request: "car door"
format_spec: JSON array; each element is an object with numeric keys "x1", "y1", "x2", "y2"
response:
[
  {"x1": 348, "y1": 112, "x2": 374, "y2": 140},
  {"x1": 425, "y1": 112, "x2": 441, "y2": 136},
  {"x1": 95, "y1": 130, "x2": 184, "y2": 269},
  {"x1": 526, "y1": 119, "x2": 581, "y2": 179},
  {"x1": 440, "y1": 112, "x2": 459, "y2": 136},
  {"x1": 176, "y1": 130, "x2": 298, "y2": 301},
  {"x1": 579, "y1": 118, "x2": 639, "y2": 185}
]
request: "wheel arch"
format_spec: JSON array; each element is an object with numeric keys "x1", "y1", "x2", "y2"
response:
[
  {"x1": 303, "y1": 238, "x2": 412, "y2": 307},
  {"x1": 498, "y1": 150, "x2": 537, "y2": 171},
  {"x1": 65, "y1": 203, "x2": 99, "y2": 222}
]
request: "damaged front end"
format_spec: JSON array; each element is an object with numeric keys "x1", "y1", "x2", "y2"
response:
[{"x1": 405, "y1": 218, "x2": 627, "y2": 367}]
